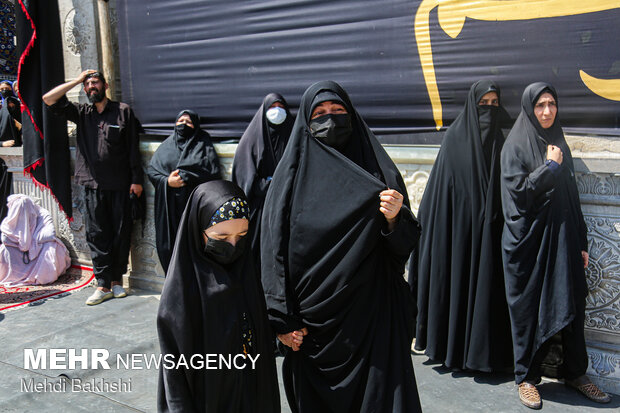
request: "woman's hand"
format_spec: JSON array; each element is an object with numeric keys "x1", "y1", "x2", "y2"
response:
[
  {"x1": 277, "y1": 328, "x2": 308, "y2": 352},
  {"x1": 547, "y1": 145, "x2": 563, "y2": 165},
  {"x1": 2, "y1": 140, "x2": 15, "y2": 147},
  {"x1": 168, "y1": 169, "x2": 185, "y2": 188},
  {"x1": 130, "y1": 184, "x2": 143, "y2": 197},
  {"x1": 582, "y1": 251, "x2": 589, "y2": 268},
  {"x1": 380, "y1": 189, "x2": 404, "y2": 231}
]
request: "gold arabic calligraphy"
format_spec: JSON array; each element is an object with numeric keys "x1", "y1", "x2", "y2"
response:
[{"x1": 414, "y1": 0, "x2": 620, "y2": 129}]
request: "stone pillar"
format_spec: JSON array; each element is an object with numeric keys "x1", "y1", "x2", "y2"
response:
[
  {"x1": 57, "y1": 0, "x2": 100, "y2": 104},
  {"x1": 95, "y1": 0, "x2": 116, "y2": 100},
  {"x1": 568, "y1": 135, "x2": 620, "y2": 394}
]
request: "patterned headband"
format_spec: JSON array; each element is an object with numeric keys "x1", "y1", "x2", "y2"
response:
[{"x1": 209, "y1": 197, "x2": 249, "y2": 227}]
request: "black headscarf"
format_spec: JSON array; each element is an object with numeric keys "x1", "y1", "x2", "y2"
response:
[
  {"x1": 157, "y1": 180, "x2": 280, "y2": 413},
  {"x1": 500, "y1": 82, "x2": 588, "y2": 384},
  {"x1": 261, "y1": 80, "x2": 422, "y2": 413},
  {"x1": 412, "y1": 80, "x2": 513, "y2": 371},
  {"x1": 147, "y1": 110, "x2": 221, "y2": 272},
  {"x1": 232, "y1": 93, "x2": 294, "y2": 269},
  {"x1": 0, "y1": 80, "x2": 16, "y2": 110},
  {"x1": 1, "y1": 94, "x2": 22, "y2": 124}
]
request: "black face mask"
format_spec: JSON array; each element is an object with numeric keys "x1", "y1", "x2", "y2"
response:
[
  {"x1": 0, "y1": 89, "x2": 12, "y2": 98},
  {"x1": 204, "y1": 236, "x2": 247, "y2": 265},
  {"x1": 175, "y1": 123, "x2": 194, "y2": 138},
  {"x1": 477, "y1": 105, "x2": 499, "y2": 146},
  {"x1": 309, "y1": 113, "x2": 353, "y2": 150}
]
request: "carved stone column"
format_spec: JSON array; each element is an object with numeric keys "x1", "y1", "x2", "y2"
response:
[
  {"x1": 57, "y1": 0, "x2": 100, "y2": 104},
  {"x1": 126, "y1": 140, "x2": 236, "y2": 292},
  {"x1": 568, "y1": 135, "x2": 620, "y2": 394}
]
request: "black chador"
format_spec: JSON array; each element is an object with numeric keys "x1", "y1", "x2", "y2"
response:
[
  {"x1": 261, "y1": 81, "x2": 422, "y2": 413},
  {"x1": 412, "y1": 80, "x2": 513, "y2": 371},
  {"x1": 501, "y1": 83, "x2": 589, "y2": 384},
  {"x1": 232, "y1": 93, "x2": 294, "y2": 270},
  {"x1": 157, "y1": 180, "x2": 280, "y2": 413},
  {"x1": 0, "y1": 99, "x2": 21, "y2": 146},
  {"x1": 148, "y1": 110, "x2": 221, "y2": 272}
]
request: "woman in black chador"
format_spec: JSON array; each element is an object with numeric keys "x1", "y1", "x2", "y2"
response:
[
  {"x1": 148, "y1": 110, "x2": 221, "y2": 272},
  {"x1": 157, "y1": 180, "x2": 280, "y2": 413},
  {"x1": 501, "y1": 82, "x2": 610, "y2": 409},
  {"x1": 232, "y1": 93, "x2": 294, "y2": 269},
  {"x1": 0, "y1": 100, "x2": 21, "y2": 148},
  {"x1": 412, "y1": 80, "x2": 513, "y2": 372},
  {"x1": 261, "y1": 80, "x2": 422, "y2": 413},
  {"x1": 1, "y1": 81, "x2": 22, "y2": 148},
  {"x1": 1, "y1": 80, "x2": 21, "y2": 123}
]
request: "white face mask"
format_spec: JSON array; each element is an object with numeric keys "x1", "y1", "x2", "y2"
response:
[{"x1": 266, "y1": 107, "x2": 287, "y2": 125}]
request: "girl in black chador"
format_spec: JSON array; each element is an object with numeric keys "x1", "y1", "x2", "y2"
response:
[{"x1": 157, "y1": 180, "x2": 280, "y2": 413}]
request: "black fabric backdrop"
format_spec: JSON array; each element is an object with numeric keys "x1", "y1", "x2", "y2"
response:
[
  {"x1": 16, "y1": 0, "x2": 72, "y2": 219},
  {"x1": 117, "y1": 1, "x2": 620, "y2": 142}
]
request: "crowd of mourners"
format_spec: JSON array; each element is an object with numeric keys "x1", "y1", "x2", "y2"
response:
[{"x1": 0, "y1": 69, "x2": 612, "y2": 411}]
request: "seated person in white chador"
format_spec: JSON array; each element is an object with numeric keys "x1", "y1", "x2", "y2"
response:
[{"x1": 0, "y1": 194, "x2": 71, "y2": 286}]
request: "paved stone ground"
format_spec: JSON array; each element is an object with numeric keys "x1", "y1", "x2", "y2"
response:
[{"x1": 0, "y1": 288, "x2": 617, "y2": 412}]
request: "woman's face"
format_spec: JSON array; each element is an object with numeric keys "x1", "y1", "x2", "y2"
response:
[
  {"x1": 534, "y1": 92, "x2": 557, "y2": 129},
  {"x1": 176, "y1": 113, "x2": 194, "y2": 128},
  {"x1": 310, "y1": 100, "x2": 347, "y2": 120},
  {"x1": 478, "y1": 91, "x2": 499, "y2": 106},
  {"x1": 203, "y1": 218, "x2": 249, "y2": 246},
  {"x1": 0, "y1": 83, "x2": 13, "y2": 95},
  {"x1": 269, "y1": 101, "x2": 285, "y2": 109}
]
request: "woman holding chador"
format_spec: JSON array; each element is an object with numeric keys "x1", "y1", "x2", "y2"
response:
[
  {"x1": 232, "y1": 93, "x2": 294, "y2": 270},
  {"x1": 500, "y1": 82, "x2": 611, "y2": 409},
  {"x1": 412, "y1": 80, "x2": 513, "y2": 372},
  {"x1": 261, "y1": 80, "x2": 422, "y2": 413},
  {"x1": 157, "y1": 180, "x2": 280, "y2": 413},
  {"x1": 148, "y1": 110, "x2": 221, "y2": 272}
]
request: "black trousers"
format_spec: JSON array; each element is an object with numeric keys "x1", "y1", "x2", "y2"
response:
[
  {"x1": 525, "y1": 298, "x2": 589, "y2": 383},
  {"x1": 84, "y1": 188, "x2": 133, "y2": 289}
]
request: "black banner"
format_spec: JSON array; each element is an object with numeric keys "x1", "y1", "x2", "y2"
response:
[
  {"x1": 117, "y1": 1, "x2": 620, "y2": 141},
  {"x1": 16, "y1": 0, "x2": 72, "y2": 218}
]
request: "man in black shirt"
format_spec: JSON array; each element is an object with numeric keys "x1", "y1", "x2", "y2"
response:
[{"x1": 43, "y1": 70, "x2": 143, "y2": 305}]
